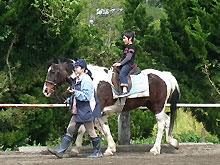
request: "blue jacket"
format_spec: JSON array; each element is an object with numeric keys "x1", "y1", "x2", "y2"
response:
[{"x1": 67, "y1": 73, "x2": 101, "y2": 123}]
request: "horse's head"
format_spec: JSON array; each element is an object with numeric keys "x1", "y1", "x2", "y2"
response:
[{"x1": 43, "y1": 59, "x2": 75, "y2": 97}]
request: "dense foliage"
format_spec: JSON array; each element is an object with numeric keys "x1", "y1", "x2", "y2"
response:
[
  {"x1": 159, "y1": 0, "x2": 220, "y2": 139},
  {"x1": 123, "y1": 0, "x2": 220, "y2": 139},
  {"x1": 0, "y1": 0, "x2": 220, "y2": 150}
]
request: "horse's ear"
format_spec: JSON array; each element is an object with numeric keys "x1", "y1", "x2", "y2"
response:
[
  {"x1": 50, "y1": 57, "x2": 60, "y2": 64},
  {"x1": 58, "y1": 59, "x2": 63, "y2": 68},
  {"x1": 70, "y1": 59, "x2": 75, "y2": 64}
]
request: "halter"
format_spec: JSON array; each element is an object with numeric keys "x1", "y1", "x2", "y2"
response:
[
  {"x1": 44, "y1": 79, "x2": 67, "y2": 102},
  {"x1": 45, "y1": 79, "x2": 57, "y2": 86}
]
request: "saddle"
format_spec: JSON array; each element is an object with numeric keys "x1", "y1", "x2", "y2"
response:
[{"x1": 111, "y1": 64, "x2": 141, "y2": 94}]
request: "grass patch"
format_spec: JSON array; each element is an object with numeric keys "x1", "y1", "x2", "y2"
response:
[{"x1": 131, "y1": 108, "x2": 220, "y2": 144}]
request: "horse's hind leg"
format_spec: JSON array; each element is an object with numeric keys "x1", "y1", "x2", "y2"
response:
[
  {"x1": 164, "y1": 113, "x2": 179, "y2": 149},
  {"x1": 69, "y1": 125, "x2": 86, "y2": 157},
  {"x1": 95, "y1": 116, "x2": 116, "y2": 156},
  {"x1": 150, "y1": 110, "x2": 167, "y2": 155},
  {"x1": 69, "y1": 116, "x2": 117, "y2": 157}
]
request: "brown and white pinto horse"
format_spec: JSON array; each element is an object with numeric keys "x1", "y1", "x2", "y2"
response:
[{"x1": 43, "y1": 58, "x2": 180, "y2": 156}]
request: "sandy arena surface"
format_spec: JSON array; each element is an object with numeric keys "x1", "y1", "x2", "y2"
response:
[{"x1": 0, "y1": 143, "x2": 220, "y2": 165}]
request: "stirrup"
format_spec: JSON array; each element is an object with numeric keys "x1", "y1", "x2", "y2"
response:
[{"x1": 118, "y1": 92, "x2": 129, "y2": 97}]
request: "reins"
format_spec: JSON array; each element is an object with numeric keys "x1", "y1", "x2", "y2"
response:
[{"x1": 54, "y1": 90, "x2": 66, "y2": 103}]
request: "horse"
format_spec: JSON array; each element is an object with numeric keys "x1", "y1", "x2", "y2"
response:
[{"x1": 43, "y1": 58, "x2": 180, "y2": 156}]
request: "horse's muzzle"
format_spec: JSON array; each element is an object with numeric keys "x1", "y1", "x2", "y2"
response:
[{"x1": 42, "y1": 83, "x2": 55, "y2": 97}]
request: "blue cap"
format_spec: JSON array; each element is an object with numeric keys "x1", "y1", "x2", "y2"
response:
[{"x1": 74, "y1": 59, "x2": 87, "y2": 68}]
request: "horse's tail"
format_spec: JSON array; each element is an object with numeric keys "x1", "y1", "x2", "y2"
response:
[{"x1": 166, "y1": 73, "x2": 180, "y2": 136}]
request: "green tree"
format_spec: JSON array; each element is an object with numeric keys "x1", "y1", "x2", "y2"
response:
[
  {"x1": 0, "y1": 0, "x2": 81, "y2": 149},
  {"x1": 157, "y1": 0, "x2": 220, "y2": 138},
  {"x1": 123, "y1": 0, "x2": 220, "y2": 139},
  {"x1": 75, "y1": 0, "x2": 125, "y2": 66},
  {"x1": 0, "y1": 0, "x2": 124, "y2": 149}
]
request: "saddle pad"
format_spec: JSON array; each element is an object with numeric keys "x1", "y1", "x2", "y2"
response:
[{"x1": 113, "y1": 72, "x2": 149, "y2": 99}]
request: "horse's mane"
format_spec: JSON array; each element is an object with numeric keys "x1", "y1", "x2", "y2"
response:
[
  {"x1": 47, "y1": 57, "x2": 74, "y2": 68},
  {"x1": 87, "y1": 64, "x2": 112, "y2": 84}
]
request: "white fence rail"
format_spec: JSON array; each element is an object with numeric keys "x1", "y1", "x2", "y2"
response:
[
  {"x1": 0, "y1": 104, "x2": 69, "y2": 107},
  {"x1": 168, "y1": 103, "x2": 220, "y2": 108},
  {"x1": 1, "y1": 103, "x2": 220, "y2": 108},
  {"x1": 142, "y1": 103, "x2": 220, "y2": 109}
]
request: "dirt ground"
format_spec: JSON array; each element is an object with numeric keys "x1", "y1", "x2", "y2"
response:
[{"x1": 1, "y1": 143, "x2": 220, "y2": 165}]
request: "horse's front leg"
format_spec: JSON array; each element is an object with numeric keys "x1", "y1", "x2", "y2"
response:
[
  {"x1": 95, "y1": 116, "x2": 116, "y2": 156},
  {"x1": 69, "y1": 124, "x2": 86, "y2": 157},
  {"x1": 150, "y1": 110, "x2": 166, "y2": 155}
]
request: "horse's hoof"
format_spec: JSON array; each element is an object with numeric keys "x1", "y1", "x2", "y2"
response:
[
  {"x1": 150, "y1": 151, "x2": 159, "y2": 155},
  {"x1": 103, "y1": 151, "x2": 114, "y2": 156},
  {"x1": 150, "y1": 148, "x2": 160, "y2": 155},
  {"x1": 169, "y1": 139, "x2": 179, "y2": 150},
  {"x1": 174, "y1": 143, "x2": 179, "y2": 150},
  {"x1": 111, "y1": 148, "x2": 116, "y2": 153},
  {"x1": 68, "y1": 149, "x2": 79, "y2": 157},
  {"x1": 68, "y1": 151, "x2": 79, "y2": 157}
]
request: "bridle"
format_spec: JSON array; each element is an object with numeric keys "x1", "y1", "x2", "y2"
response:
[
  {"x1": 44, "y1": 61, "x2": 75, "y2": 102},
  {"x1": 45, "y1": 79, "x2": 57, "y2": 86},
  {"x1": 44, "y1": 79, "x2": 66, "y2": 102}
]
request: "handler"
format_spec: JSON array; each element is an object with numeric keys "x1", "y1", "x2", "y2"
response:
[{"x1": 48, "y1": 59, "x2": 102, "y2": 158}]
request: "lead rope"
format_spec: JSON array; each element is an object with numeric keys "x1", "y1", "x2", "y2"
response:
[{"x1": 54, "y1": 90, "x2": 66, "y2": 103}]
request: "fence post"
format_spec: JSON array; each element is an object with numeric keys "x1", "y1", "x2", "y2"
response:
[
  {"x1": 201, "y1": 127, "x2": 205, "y2": 143},
  {"x1": 118, "y1": 111, "x2": 130, "y2": 145}
]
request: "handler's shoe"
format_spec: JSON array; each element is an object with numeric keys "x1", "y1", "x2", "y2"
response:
[
  {"x1": 48, "y1": 134, "x2": 72, "y2": 158},
  {"x1": 88, "y1": 136, "x2": 102, "y2": 158}
]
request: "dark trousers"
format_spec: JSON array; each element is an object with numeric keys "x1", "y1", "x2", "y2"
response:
[{"x1": 119, "y1": 64, "x2": 132, "y2": 86}]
